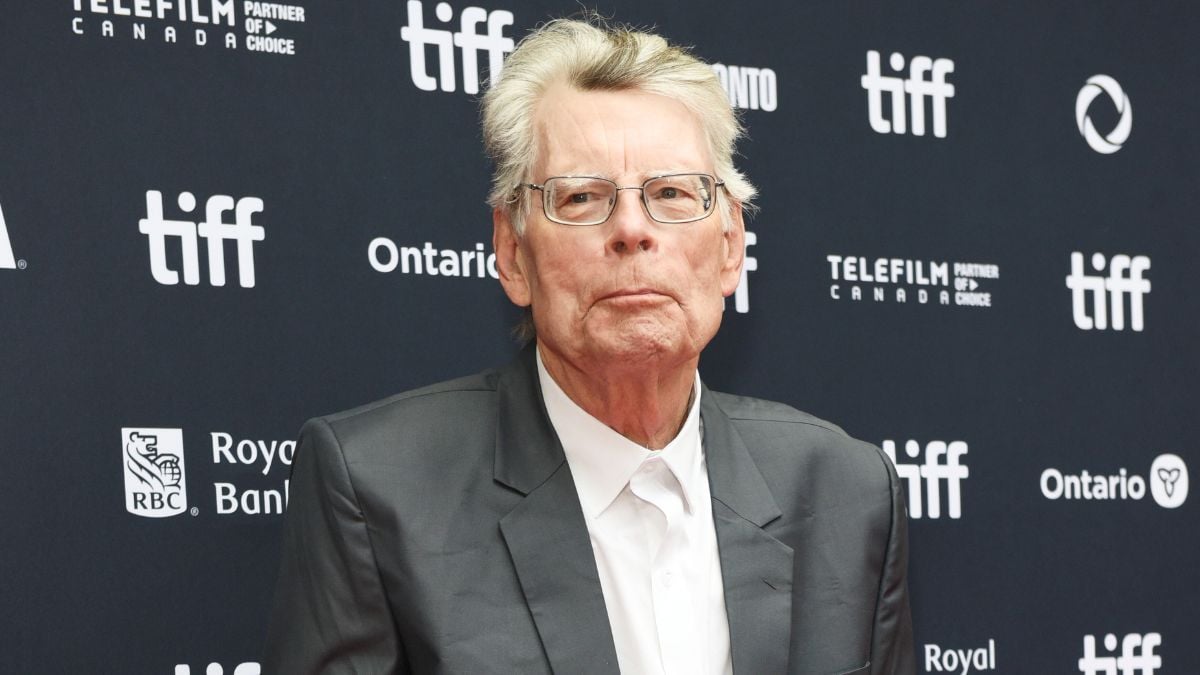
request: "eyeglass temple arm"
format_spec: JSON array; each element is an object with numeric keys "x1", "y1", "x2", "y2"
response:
[{"x1": 504, "y1": 183, "x2": 544, "y2": 205}]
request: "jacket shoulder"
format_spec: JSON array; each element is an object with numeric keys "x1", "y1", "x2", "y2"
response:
[
  {"x1": 709, "y1": 390, "x2": 892, "y2": 488},
  {"x1": 324, "y1": 369, "x2": 500, "y2": 423},
  {"x1": 709, "y1": 390, "x2": 849, "y2": 438},
  {"x1": 305, "y1": 369, "x2": 502, "y2": 466}
]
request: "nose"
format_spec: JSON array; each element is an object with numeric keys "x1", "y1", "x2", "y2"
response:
[{"x1": 606, "y1": 187, "x2": 656, "y2": 255}]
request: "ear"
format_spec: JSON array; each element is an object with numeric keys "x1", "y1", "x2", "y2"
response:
[
  {"x1": 493, "y1": 208, "x2": 532, "y2": 307},
  {"x1": 719, "y1": 204, "x2": 746, "y2": 297}
]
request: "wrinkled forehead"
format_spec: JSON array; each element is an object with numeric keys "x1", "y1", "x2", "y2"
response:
[{"x1": 530, "y1": 83, "x2": 712, "y2": 181}]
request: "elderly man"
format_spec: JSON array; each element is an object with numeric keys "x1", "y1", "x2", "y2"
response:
[{"x1": 264, "y1": 18, "x2": 914, "y2": 675}]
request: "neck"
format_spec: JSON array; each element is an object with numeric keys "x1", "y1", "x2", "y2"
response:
[{"x1": 538, "y1": 341, "x2": 697, "y2": 450}]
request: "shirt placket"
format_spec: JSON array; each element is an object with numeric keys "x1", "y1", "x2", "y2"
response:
[{"x1": 629, "y1": 456, "x2": 700, "y2": 675}]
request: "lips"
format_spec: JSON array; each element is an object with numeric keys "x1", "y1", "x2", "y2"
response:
[
  {"x1": 603, "y1": 288, "x2": 657, "y2": 298},
  {"x1": 598, "y1": 288, "x2": 669, "y2": 301}
]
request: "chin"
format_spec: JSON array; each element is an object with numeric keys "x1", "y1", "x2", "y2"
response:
[{"x1": 591, "y1": 322, "x2": 695, "y2": 365}]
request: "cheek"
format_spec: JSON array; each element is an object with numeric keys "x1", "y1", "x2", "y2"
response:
[
  {"x1": 683, "y1": 238, "x2": 729, "y2": 290},
  {"x1": 526, "y1": 241, "x2": 592, "y2": 307}
]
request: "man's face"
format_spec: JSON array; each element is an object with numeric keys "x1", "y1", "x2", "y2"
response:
[{"x1": 494, "y1": 85, "x2": 745, "y2": 375}]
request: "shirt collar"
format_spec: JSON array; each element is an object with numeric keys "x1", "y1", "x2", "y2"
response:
[{"x1": 537, "y1": 347, "x2": 704, "y2": 519}]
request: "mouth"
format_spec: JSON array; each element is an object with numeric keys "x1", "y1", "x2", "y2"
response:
[
  {"x1": 593, "y1": 288, "x2": 676, "y2": 312},
  {"x1": 598, "y1": 288, "x2": 668, "y2": 301}
]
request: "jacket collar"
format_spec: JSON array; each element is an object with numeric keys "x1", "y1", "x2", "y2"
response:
[
  {"x1": 494, "y1": 345, "x2": 794, "y2": 673},
  {"x1": 698, "y1": 382, "x2": 794, "y2": 672}
]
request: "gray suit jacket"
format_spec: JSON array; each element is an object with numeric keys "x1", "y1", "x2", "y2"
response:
[{"x1": 263, "y1": 348, "x2": 915, "y2": 674}]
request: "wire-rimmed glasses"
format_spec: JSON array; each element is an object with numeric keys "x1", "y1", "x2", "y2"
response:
[{"x1": 515, "y1": 173, "x2": 725, "y2": 226}]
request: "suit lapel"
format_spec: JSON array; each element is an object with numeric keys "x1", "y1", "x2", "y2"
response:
[
  {"x1": 495, "y1": 348, "x2": 620, "y2": 674},
  {"x1": 701, "y1": 387, "x2": 795, "y2": 674}
]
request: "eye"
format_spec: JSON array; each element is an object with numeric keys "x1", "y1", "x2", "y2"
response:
[
  {"x1": 558, "y1": 190, "x2": 606, "y2": 209},
  {"x1": 548, "y1": 178, "x2": 613, "y2": 210},
  {"x1": 649, "y1": 184, "x2": 694, "y2": 201}
]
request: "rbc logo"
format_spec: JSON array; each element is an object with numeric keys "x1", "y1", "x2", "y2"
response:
[
  {"x1": 861, "y1": 50, "x2": 955, "y2": 138},
  {"x1": 399, "y1": 1, "x2": 515, "y2": 94},
  {"x1": 1066, "y1": 252, "x2": 1151, "y2": 331},
  {"x1": 1078, "y1": 633, "x2": 1161, "y2": 674},
  {"x1": 883, "y1": 440, "x2": 969, "y2": 519},
  {"x1": 122, "y1": 428, "x2": 188, "y2": 518},
  {"x1": 139, "y1": 190, "x2": 266, "y2": 288}
]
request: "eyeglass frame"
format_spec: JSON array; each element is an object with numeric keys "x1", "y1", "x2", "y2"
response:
[{"x1": 511, "y1": 173, "x2": 727, "y2": 226}]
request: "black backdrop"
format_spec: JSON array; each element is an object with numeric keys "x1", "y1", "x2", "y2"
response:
[{"x1": 2, "y1": 1, "x2": 1197, "y2": 673}]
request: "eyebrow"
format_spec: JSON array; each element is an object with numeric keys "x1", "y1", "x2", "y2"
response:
[
  {"x1": 545, "y1": 168, "x2": 706, "y2": 181},
  {"x1": 645, "y1": 167, "x2": 699, "y2": 177}
]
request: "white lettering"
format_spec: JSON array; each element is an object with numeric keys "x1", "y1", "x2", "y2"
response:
[
  {"x1": 211, "y1": 433, "x2": 294, "y2": 474},
  {"x1": 141, "y1": 190, "x2": 265, "y2": 288},
  {"x1": 924, "y1": 640, "x2": 997, "y2": 675},
  {"x1": 246, "y1": 35, "x2": 295, "y2": 54},
  {"x1": 0, "y1": 201, "x2": 17, "y2": 269},
  {"x1": 712, "y1": 63, "x2": 778, "y2": 111},
  {"x1": 1067, "y1": 252, "x2": 1151, "y2": 331},
  {"x1": 80, "y1": 0, "x2": 233, "y2": 25},
  {"x1": 884, "y1": 440, "x2": 968, "y2": 519},
  {"x1": 213, "y1": 482, "x2": 289, "y2": 515},
  {"x1": 175, "y1": 664, "x2": 261, "y2": 675},
  {"x1": 734, "y1": 231, "x2": 757, "y2": 313},
  {"x1": 401, "y1": 1, "x2": 514, "y2": 94},
  {"x1": 369, "y1": 237, "x2": 399, "y2": 272},
  {"x1": 1043, "y1": 466, "x2": 1151, "y2": 501},
  {"x1": 243, "y1": 2, "x2": 306, "y2": 21},
  {"x1": 215, "y1": 482, "x2": 238, "y2": 514},
  {"x1": 369, "y1": 238, "x2": 499, "y2": 279},
  {"x1": 211, "y1": 432, "x2": 235, "y2": 464},
  {"x1": 1078, "y1": 633, "x2": 1161, "y2": 675},
  {"x1": 863, "y1": 50, "x2": 954, "y2": 137}
]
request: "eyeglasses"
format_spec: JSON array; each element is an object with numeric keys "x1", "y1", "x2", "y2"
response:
[{"x1": 515, "y1": 173, "x2": 725, "y2": 226}]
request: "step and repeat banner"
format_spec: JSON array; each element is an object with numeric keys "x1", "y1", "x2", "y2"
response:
[{"x1": 2, "y1": 1, "x2": 1196, "y2": 673}]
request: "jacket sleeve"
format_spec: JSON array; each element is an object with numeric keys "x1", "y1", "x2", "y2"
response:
[
  {"x1": 870, "y1": 447, "x2": 917, "y2": 675},
  {"x1": 262, "y1": 417, "x2": 408, "y2": 674}
]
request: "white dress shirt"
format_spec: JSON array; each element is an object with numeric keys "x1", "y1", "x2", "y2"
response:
[{"x1": 537, "y1": 350, "x2": 733, "y2": 675}]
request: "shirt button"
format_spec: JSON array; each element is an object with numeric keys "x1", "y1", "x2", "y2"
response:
[{"x1": 662, "y1": 571, "x2": 674, "y2": 587}]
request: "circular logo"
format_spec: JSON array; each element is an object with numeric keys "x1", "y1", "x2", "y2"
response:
[
  {"x1": 1149, "y1": 453, "x2": 1188, "y2": 508},
  {"x1": 1075, "y1": 74, "x2": 1132, "y2": 154}
]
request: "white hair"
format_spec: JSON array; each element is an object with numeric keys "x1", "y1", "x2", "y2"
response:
[{"x1": 481, "y1": 17, "x2": 757, "y2": 233}]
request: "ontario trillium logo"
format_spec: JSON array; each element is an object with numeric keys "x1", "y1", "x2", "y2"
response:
[
  {"x1": 122, "y1": 428, "x2": 188, "y2": 517},
  {"x1": 1158, "y1": 469, "x2": 1180, "y2": 497},
  {"x1": 1149, "y1": 453, "x2": 1188, "y2": 509}
]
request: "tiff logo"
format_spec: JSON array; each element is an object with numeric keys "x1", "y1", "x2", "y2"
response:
[
  {"x1": 139, "y1": 190, "x2": 265, "y2": 288},
  {"x1": 862, "y1": 50, "x2": 955, "y2": 138},
  {"x1": 733, "y1": 231, "x2": 757, "y2": 314},
  {"x1": 175, "y1": 664, "x2": 259, "y2": 675},
  {"x1": 1066, "y1": 252, "x2": 1151, "y2": 331},
  {"x1": 400, "y1": 1, "x2": 514, "y2": 94},
  {"x1": 883, "y1": 440, "x2": 969, "y2": 519},
  {"x1": 1079, "y1": 633, "x2": 1161, "y2": 675}
]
